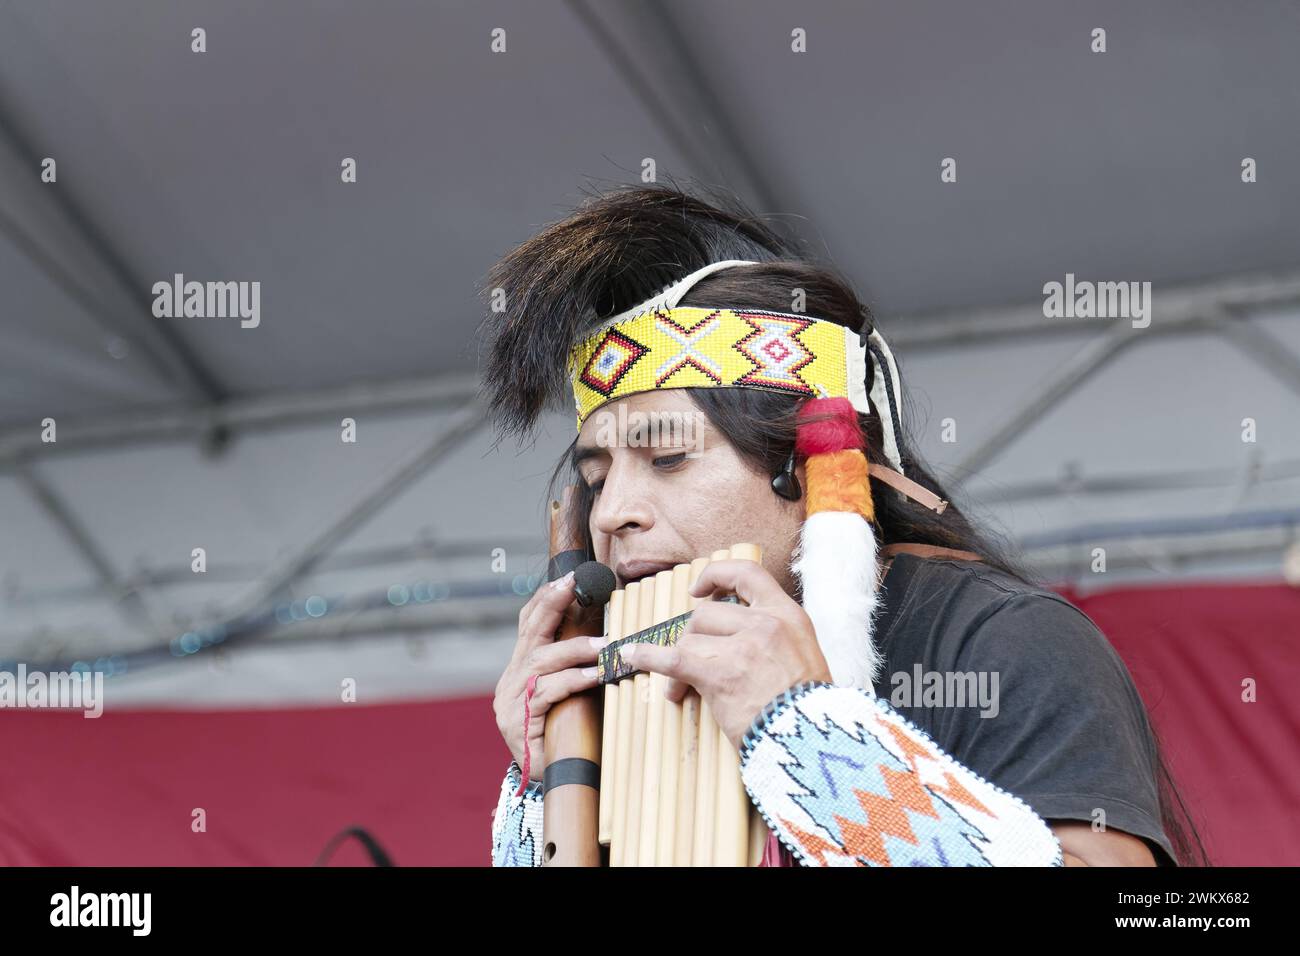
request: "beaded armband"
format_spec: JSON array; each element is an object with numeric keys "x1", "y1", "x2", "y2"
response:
[
  {"x1": 739, "y1": 682, "x2": 1063, "y2": 867},
  {"x1": 491, "y1": 761, "x2": 545, "y2": 867}
]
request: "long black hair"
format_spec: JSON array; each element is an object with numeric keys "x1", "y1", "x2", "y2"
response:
[{"x1": 480, "y1": 179, "x2": 1208, "y2": 866}]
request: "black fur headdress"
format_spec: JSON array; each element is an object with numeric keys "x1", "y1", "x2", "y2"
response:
[{"x1": 478, "y1": 182, "x2": 798, "y2": 438}]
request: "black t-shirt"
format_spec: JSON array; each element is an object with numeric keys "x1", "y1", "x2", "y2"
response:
[{"x1": 869, "y1": 553, "x2": 1177, "y2": 866}]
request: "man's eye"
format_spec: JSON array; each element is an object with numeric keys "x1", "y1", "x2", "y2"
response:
[
  {"x1": 584, "y1": 454, "x2": 683, "y2": 492},
  {"x1": 653, "y1": 453, "x2": 687, "y2": 469}
]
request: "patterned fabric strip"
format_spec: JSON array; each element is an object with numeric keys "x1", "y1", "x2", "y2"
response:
[
  {"x1": 739, "y1": 683, "x2": 1064, "y2": 867},
  {"x1": 596, "y1": 611, "x2": 691, "y2": 683}
]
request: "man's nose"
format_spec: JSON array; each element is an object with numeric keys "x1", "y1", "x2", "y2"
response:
[{"x1": 591, "y1": 460, "x2": 654, "y2": 536}]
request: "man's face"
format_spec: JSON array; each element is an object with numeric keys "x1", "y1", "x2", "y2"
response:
[{"x1": 574, "y1": 390, "x2": 804, "y2": 593}]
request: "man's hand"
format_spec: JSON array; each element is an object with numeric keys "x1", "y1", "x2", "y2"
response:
[
  {"x1": 493, "y1": 571, "x2": 607, "y2": 780},
  {"x1": 617, "y1": 558, "x2": 832, "y2": 750}
]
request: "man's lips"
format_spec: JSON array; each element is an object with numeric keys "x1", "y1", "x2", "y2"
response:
[{"x1": 614, "y1": 559, "x2": 680, "y2": 586}]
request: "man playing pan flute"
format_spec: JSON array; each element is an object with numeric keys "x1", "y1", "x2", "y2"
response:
[{"x1": 484, "y1": 184, "x2": 1203, "y2": 867}]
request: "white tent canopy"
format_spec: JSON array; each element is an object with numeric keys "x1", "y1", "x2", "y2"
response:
[{"x1": 1, "y1": 1, "x2": 1296, "y2": 703}]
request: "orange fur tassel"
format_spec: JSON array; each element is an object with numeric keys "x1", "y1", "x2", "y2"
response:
[{"x1": 805, "y1": 450, "x2": 874, "y2": 523}]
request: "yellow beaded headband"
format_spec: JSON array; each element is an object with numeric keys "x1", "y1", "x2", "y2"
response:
[
  {"x1": 564, "y1": 259, "x2": 907, "y2": 480},
  {"x1": 567, "y1": 305, "x2": 868, "y2": 429}
]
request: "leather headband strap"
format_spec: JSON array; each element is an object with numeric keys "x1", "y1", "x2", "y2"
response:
[{"x1": 869, "y1": 465, "x2": 949, "y2": 515}]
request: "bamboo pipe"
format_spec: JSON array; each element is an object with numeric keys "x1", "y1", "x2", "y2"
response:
[
  {"x1": 597, "y1": 588, "x2": 625, "y2": 846},
  {"x1": 621, "y1": 576, "x2": 656, "y2": 865},
  {"x1": 691, "y1": 549, "x2": 732, "y2": 864},
  {"x1": 637, "y1": 569, "x2": 674, "y2": 865},
  {"x1": 655, "y1": 562, "x2": 691, "y2": 866},
  {"x1": 674, "y1": 557, "x2": 710, "y2": 865},
  {"x1": 714, "y1": 542, "x2": 762, "y2": 866},
  {"x1": 608, "y1": 582, "x2": 640, "y2": 867}
]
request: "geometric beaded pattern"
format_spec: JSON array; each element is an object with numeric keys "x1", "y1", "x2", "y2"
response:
[
  {"x1": 568, "y1": 307, "x2": 850, "y2": 429},
  {"x1": 579, "y1": 329, "x2": 649, "y2": 397},
  {"x1": 491, "y1": 762, "x2": 545, "y2": 867},
  {"x1": 739, "y1": 683, "x2": 1064, "y2": 867},
  {"x1": 733, "y1": 312, "x2": 815, "y2": 391}
]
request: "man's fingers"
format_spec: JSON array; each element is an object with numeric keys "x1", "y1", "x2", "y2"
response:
[
  {"x1": 688, "y1": 559, "x2": 786, "y2": 608},
  {"x1": 516, "y1": 571, "x2": 578, "y2": 651},
  {"x1": 530, "y1": 666, "x2": 602, "y2": 715},
  {"x1": 665, "y1": 677, "x2": 691, "y2": 703},
  {"x1": 618, "y1": 642, "x2": 698, "y2": 688},
  {"x1": 524, "y1": 635, "x2": 608, "y2": 673},
  {"x1": 507, "y1": 633, "x2": 604, "y2": 709},
  {"x1": 683, "y1": 600, "x2": 758, "y2": 637}
]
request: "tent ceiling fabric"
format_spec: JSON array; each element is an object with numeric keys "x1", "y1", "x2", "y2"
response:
[
  {"x1": 0, "y1": 1, "x2": 1298, "y2": 680},
  {"x1": 1, "y1": 0, "x2": 1297, "y2": 422}
]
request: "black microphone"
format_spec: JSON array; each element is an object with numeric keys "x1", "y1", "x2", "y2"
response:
[{"x1": 572, "y1": 560, "x2": 616, "y2": 609}]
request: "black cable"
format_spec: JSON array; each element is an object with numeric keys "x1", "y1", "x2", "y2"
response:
[{"x1": 314, "y1": 826, "x2": 395, "y2": 867}]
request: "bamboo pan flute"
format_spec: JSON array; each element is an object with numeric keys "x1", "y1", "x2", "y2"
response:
[{"x1": 597, "y1": 543, "x2": 769, "y2": 866}]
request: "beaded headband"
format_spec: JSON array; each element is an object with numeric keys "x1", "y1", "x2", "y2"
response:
[
  {"x1": 565, "y1": 260, "x2": 907, "y2": 477},
  {"x1": 567, "y1": 306, "x2": 868, "y2": 426}
]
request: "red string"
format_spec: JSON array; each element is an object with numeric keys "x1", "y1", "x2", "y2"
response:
[{"x1": 516, "y1": 674, "x2": 539, "y2": 797}]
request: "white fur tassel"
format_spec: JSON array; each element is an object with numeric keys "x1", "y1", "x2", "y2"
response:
[{"x1": 791, "y1": 510, "x2": 883, "y2": 693}]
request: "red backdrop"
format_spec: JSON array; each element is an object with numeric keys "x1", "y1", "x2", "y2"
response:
[{"x1": 2, "y1": 579, "x2": 1297, "y2": 866}]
